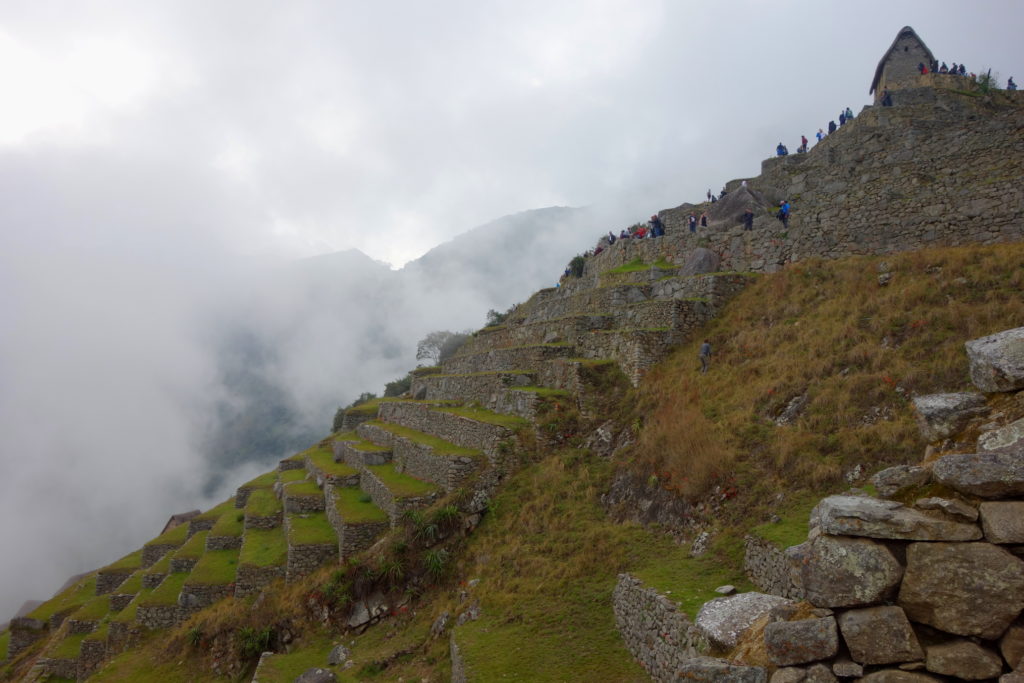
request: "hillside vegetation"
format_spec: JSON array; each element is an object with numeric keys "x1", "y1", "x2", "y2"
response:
[{"x1": 6, "y1": 241, "x2": 1021, "y2": 682}]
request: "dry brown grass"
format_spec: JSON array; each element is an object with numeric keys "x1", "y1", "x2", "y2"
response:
[{"x1": 631, "y1": 243, "x2": 1024, "y2": 514}]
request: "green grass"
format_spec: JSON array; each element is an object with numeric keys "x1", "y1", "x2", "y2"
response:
[
  {"x1": 604, "y1": 257, "x2": 649, "y2": 274},
  {"x1": 172, "y1": 531, "x2": 208, "y2": 561},
  {"x1": 332, "y1": 487, "x2": 388, "y2": 524},
  {"x1": 246, "y1": 489, "x2": 283, "y2": 518},
  {"x1": 73, "y1": 595, "x2": 111, "y2": 621},
  {"x1": 210, "y1": 509, "x2": 244, "y2": 538},
  {"x1": 367, "y1": 421, "x2": 481, "y2": 458},
  {"x1": 27, "y1": 575, "x2": 98, "y2": 622},
  {"x1": 113, "y1": 571, "x2": 142, "y2": 595},
  {"x1": 438, "y1": 406, "x2": 529, "y2": 430},
  {"x1": 287, "y1": 513, "x2": 337, "y2": 546},
  {"x1": 284, "y1": 480, "x2": 323, "y2": 497},
  {"x1": 101, "y1": 549, "x2": 143, "y2": 574},
  {"x1": 0, "y1": 630, "x2": 10, "y2": 661},
  {"x1": 84, "y1": 622, "x2": 110, "y2": 644},
  {"x1": 50, "y1": 632, "x2": 88, "y2": 659},
  {"x1": 192, "y1": 499, "x2": 236, "y2": 522},
  {"x1": 345, "y1": 397, "x2": 384, "y2": 417},
  {"x1": 279, "y1": 468, "x2": 308, "y2": 484},
  {"x1": 143, "y1": 522, "x2": 189, "y2": 549},
  {"x1": 511, "y1": 386, "x2": 571, "y2": 398},
  {"x1": 249, "y1": 634, "x2": 337, "y2": 681},
  {"x1": 110, "y1": 588, "x2": 153, "y2": 624},
  {"x1": 143, "y1": 554, "x2": 172, "y2": 576},
  {"x1": 185, "y1": 549, "x2": 240, "y2": 586},
  {"x1": 365, "y1": 465, "x2": 439, "y2": 498},
  {"x1": 241, "y1": 471, "x2": 278, "y2": 490},
  {"x1": 239, "y1": 527, "x2": 288, "y2": 568},
  {"x1": 305, "y1": 445, "x2": 361, "y2": 476},
  {"x1": 139, "y1": 573, "x2": 188, "y2": 607},
  {"x1": 332, "y1": 430, "x2": 358, "y2": 442},
  {"x1": 749, "y1": 493, "x2": 818, "y2": 549}
]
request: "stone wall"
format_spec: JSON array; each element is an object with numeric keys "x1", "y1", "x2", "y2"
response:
[
  {"x1": 66, "y1": 617, "x2": 99, "y2": 635},
  {"x1": 78, "y1": 638, "x2": 106, "y2": 679},
  {"x1": 179, "y1": 583, "x2": 232, "y2": 611},
  {"x1": 359, "y1": 421, "x2": 481, "y2": 492},
  {"x1": 107, "y1": 621, "x2": 141, "y2": 652},
  {"x1": 187, "y1": 517, "x2": 215, "y2": 537},
  {"x1": 8, "y1": 617, "x2": 46, "y2": 657},
  {"x1": 136, "y1": 604, "x2": 185, "y2": 630},
  {"x1": 441, "y1": 343, "x2": 575, "y2": 376},
  {"x1": 142, "y1": 572, "x2": 166, "y2": 589},
  {"x1": 306, "y1": 458, "x2": 361, "y2": 488},
  {"x1": 450, "y1": 633, "x2": 468, "y2": 683},
  {"x1": 286, "y1": 542, "x2": 338, "y2": 582},
  {"x1": 39, "y1": 656, "x2": 78, "y2": 680},
  {"x1": 278, "y1": 458, "x2": 306, "y2": 472},
  {"x1": 95, "y1": 571, "x2": 131, "y2": 596},
  {"x1": 282, "y1": 486, "x2": 326, "y2": 514},
  {"x1": 234, "y1": 565, "x2": 285, "y2": 598},
  {"x1": 377, "y1": 401, "x2": 512, "y2": 457},
  {"x1": 612, "y1": 573, "x2": 708, "y2": 681},
  {"x1": 334, "y1": 439, "x2": 391, "y2": 468},
  {"x1": 141, "y1": 543, "x2": 177, "y2": 568},
  {"x1": 206, "y1": 534, "x2": 243, "y2": 551},
  {"x1": 244, "y1": 510, "x2": 282, "y2": 530},
  {"x1": 325, "y1": 485, "x2": 389, "y2": 559},
  {"x1": 410, "y1": 372, "x2": 535, "y2": 411},
  {"x1": 743, "y1": 535, "x2": 804, "y2": 600},
  {"x1": 359, "y1": 466, "x2": 439, "y2": 526},
  {"x1": 169, "y1": 557, "x2": 197, "y2": 574},
  {"x1": 110, "y1": 593, "x2": 136, "y2": 612},
  {"x1": 578, "y1": 328, "x2": 682, "y2": 386}
]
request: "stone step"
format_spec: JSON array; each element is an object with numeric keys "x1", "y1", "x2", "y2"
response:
[
  {"x1": 169, "y1": 531, "x2": 208, "y2": 574},
  {"x1": 40, "y1": 632, "x2": 87, "y2": 679},
  {"x1": 333, "y1": 435, "x2": 393, "y2": 468},
  {"x1": 141, "y1": 523, "x2": 189, "y2": 568},
  {"x1": 235, "y1": 471, "x2": 278, "y2": 509},
  {"x1": 576, "y1": 327, "x2": 691, "y2": 386},
  {"x1": 244, "y1": 488, "x2": 283, "y2": 530},
  {"x1": 357, "y1": 421, "x2": 483, "y2": 491},
  {"x1": 440, "y1": 342, "x2": 577, "y2": 375},
  {"x1": 455, "y1": 314, "x2": 614, "y2": 357},
  {"x1": 359, "y1": 463, "x2": 440, "y2": 526},
  {"x1": 302, "y1": 444, "x2": 362, "y2": 487},
  {"x1": 518, "y1": 283, "x2": 654, "y2": 325},
  {"x1": 377, "y1": 401, "x2": 525, "y2": 460},
  {"x1": 108, "y1": 571, "x2": 143, "y2": 612},
  {"x1": 284, "y1": 512, "x2": 339, "y2": 582},
  {"x1": 280, "y1": 479, "x2": 326, "y2": 514},
  {"x1": 136, "y1": 572, "x2": 189, "y2": 630},
  {"x1": 235, "y1": 525, "x2": 288, "y2": 598},
  {"x1": 180, "y1": 548, "x2": 240, "y2": 611},
  {"x1": 206, "y1": 506, "x2": 244, "y2": 551},
  {"x1": 326, "y1": 484, "x2": 390, "y2": 559},
  {"x1": 409, "y1": 370, "x2": 536, "y2": 409},
  {"x1": 96, "y1": 550, "x2": 143, "y2": 595}
]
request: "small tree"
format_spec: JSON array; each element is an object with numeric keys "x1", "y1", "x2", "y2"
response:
[
  {"x1": 416, "y1": 330, "x2": 471, "y2": 365},
  {"x1": 568, "y1": 255, "x2": 586, "y2": 278},
  {"x1": 384, "y1": 373, "x2": 412, "y2": 397},
  {"x1": 486, "y1": 308, "x2": 509, "y2": 326}
]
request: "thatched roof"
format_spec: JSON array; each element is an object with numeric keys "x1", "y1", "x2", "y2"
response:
[{"x1": 870, "y1": 26, "x2": 935, "y2": 94}]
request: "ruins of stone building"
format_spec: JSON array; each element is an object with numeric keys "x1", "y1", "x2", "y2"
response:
[{"x1": 870, "y1": 25, "x2": 936, "y2": 103}]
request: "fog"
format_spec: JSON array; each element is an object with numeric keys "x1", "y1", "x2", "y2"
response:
[{"x1": 1, "y1": 0, "x2": 1022, "y2": 620}]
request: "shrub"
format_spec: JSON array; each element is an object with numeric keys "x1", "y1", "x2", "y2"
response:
[
  {"x1": 568, "y1": 255, "x2": 586, "y2": 278},
  {"x1": 237, "y1": 626, "x2": 273, "y2": 659},
  {"x1": 423, "y1": 549, "x2": 449, "y2": 580},
  {"x1": 383, "y1": 373, "x2": 412, "y2": 397}
]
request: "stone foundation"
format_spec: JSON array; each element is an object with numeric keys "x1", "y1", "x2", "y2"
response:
[
  {"x1": 95, "y1": 571, "x2": 132, "y2": 595},
  {"x1": 206, "y1": 534, "x2": 243, "y2": 551},
  {"x1": 359, "y1": 467, "x2": 439, "y2": 525},
  {"x1": 7, "y1": 617, "x2": 46, "y2": 658},
  {"x1": 179, "y1": 583, "x2": 233, "y2": 611},
  {"x1": 141, "y1": 543, "x2": 178, "y2": 568},
  {"x1": 286, "y1": 542, "x2": 338, "y2": 581},
  {"x1": 234, "y1": 565, "x2": 285, "y2": 598},
  {"x1": 79, "y1": 638, "x2": 106, "y2": 679},
  {"x1": 136, "y1": 604, "x2": 185, "y2": 630},
  {"x1": 743, "y1": 535, "x2": 805, "y2": 599}
]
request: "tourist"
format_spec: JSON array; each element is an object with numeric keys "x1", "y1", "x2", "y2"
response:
[
  {"x1": 607, "y1": 231, "x2": 616, "y2": 245},
  {"x1": 799, "y1": 135, "x2": 808, "y2": 153},
  {"x1": 845, "y1": 107, "x2": 854, "y2": 120},
  {"x1": 635, "y1": 225, "x2": 648, "y2": 239},
  {"x1": 958, "y1": 64, "x2": 966, "y2": 76},
  {"x1": 700, "y1": 213, "x2": 708, "y2": 228},
  {"x1": 918, "y1": 62, "x2": 928, "y2": 74},
  {"x1": 742, "y1": 209, "x2": 754, "y2": 231},
  {"x1": 707, "y1": 189, "x2": 712, "y2": 203},
  {"x1": 699, "y1": 339, "x2": 712, "y2": 374},
  {"x1": 649, "y1": 215, "x2": 665, "y2": 237},
  {"x1": 710, "y1": 194, "x2": 717, "y2": 204},
  {"x1": 619, "y1": 228, "x2": 630, "y2": 240},
  {"x1": 828, "y1": 120, "x2": 837, "y2": 134},
  {"x1": 777, "y1": 200, "x2": 790, "y2": 229},
  {"x1": 951, "y1": 62, "x2": 958, "y2": 75},
  {"x1": 940, "y1": 62, "x2": 949, "y2": 74},
  {"x1": 816, "y1": 128, "x2": 825, "y2": 142},
  {"x1": 688, "y1": 214, "x2": 697, "y2": 233},
  {"x1": 839, "y1": 111, "x2": 846, "y2": 127},
  {"x1": 1009, "y1": 77, "x2": 1018, "y2": 91},
  {"x1": 881, "y1": 89, "x2": 893, "y2": 107},
  {"x1": 776, "y1": 142, "x2": 788, "y2": 156}
]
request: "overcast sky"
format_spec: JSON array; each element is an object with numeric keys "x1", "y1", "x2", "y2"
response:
[{"x1": 1, "y1": 0, "x2": 1022, "y2": 620}]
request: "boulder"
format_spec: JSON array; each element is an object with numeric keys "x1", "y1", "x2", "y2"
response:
[
  {"x1": 932, "y1": 451, "x2": 1024, "y2": 498},
  {"x1": 769, "y1": 664, "x2": 836, "y2": 682},
  {"x1": 675, "y1": 656, "x2": 767, "y2": 682},
  {"x1": 294, "y1": 668, "x2": 337, "y2": 683},
  {"x1": 764, "y1": 616, "x2": 838, "y2": 666},
  {"x1": 1000, "y1": 620, "x2": 1024, "y2": 670},
  {"x1": 680, "y1": 247, "x2": 720, "y2": 276},
  {"x1": 812, "y1": 495, "x2": 980, "y2": 541},
  {"x1": 924, "y1": 639, "x2": 1003, "y2": 680},
  {"x1": 836, "y1": 606, "x2": 923, "y2": 665},
  {"x1": 857, "y1": 673, "x2": 940, "y2": 682},
  {"x1": 793, "y1": 535, "x2": 903, "y2": 608},
  {"x1": 871, "y1": 466, "x2": 931, "y2": 499},
  {"x1": 898, "y1": 541, "x2": 1024, "y2": 639},
  {"x1": 326, "y1": 644, "x2": 349, "y2": 666},
  {"x1": 831, "y1": 657, "x2": 863, "y2": 678},
  {"x1": 980, "y1": 417, "x2": 1024, "y2": 453},
  {"x1": 696, "y1": 592, "x2": 793, "y2": 650},
  {"x1": 912, "y1": 393, "x2": 988, "y2": 441},
  {"x1": 980, "y1": 501, "x2": 1024, "y2": 543},
  {"x1": 966, "y1": 326, "x2": 1024, "y2": 392},
  {"x1": 914, "y1": 497, "x2": 978, "y2": 522}
]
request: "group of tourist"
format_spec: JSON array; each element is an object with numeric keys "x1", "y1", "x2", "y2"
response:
[
  {"x1": 776, "y1": 107, "x2": 855, "y2": 158},
  {"x1": 919, "y1": 60, "x2": 1016, "y2": 90}
]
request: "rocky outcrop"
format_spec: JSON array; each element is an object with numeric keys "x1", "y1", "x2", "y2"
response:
[
  {"x1": 932, "y1": 451, "x2": 1024, "y2": 498},
  {"x1": 696, "y1": 592, "x2": 793, "y2": 650},
  {"x1": 966, "y1": 326, "x2": 1024, "y2": 392},
  {"x1": 911, "y1": 393, "x2": 988, "y2": 441},
  {"x1": 811, "y1": 495, "x2": 981, "y2": 541}
]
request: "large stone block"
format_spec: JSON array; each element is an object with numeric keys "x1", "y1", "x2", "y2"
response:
[
  {"x1": 836, "y1": 606, "x2": 923, "y2": 665},
  {"x1": 979, "y1": 417, "x2": 1024, "y2": 453},
  {"x1": 769, "y1": 664, "x2": 836, "y2": 682},
  {"x1": 932, "y1": 451, "x2": 1024, "y2": 498},
  {"x1": 696, "y1": 592, "x2": 793, "y2": 650},
  {"x1": 980, "y1": 501, "x2": 1024, "y2": 543},
  {"x1": 912, "y1": 392, "x2": 988, "y2": 441},
  {"x1": 966, "y1": 326, "x2": 1024, "y2": 392},
  {"x1": 764, "y1": 616, "x2": 838, "y2": 666},
  {"x1": 870, "y1": 465, "x2": 930, "y2": 498},
  {"x1": 857, "y1": 672, "x2": 941, "y2": 682},
  {"x1": 898, "y1": 541, "x2": 1024, "y2": 639},
  {"x1": 924, "y1": 639, "x2": 1003, "y2": 680},
  {"x1": 794, "y1": 535, "x2": 902, "y2": 608},
  {"x1": 1002, "y1": 620, "x2": 1024, "y2": 670},
  {"x1": 812, "y1": 495, "x2": 980, "y2": 541}
]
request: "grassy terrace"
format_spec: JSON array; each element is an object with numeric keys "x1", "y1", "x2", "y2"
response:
[
  {"x1": 51, "y1": 632, "x2": 88, "y2": 659},
  {"x1": 27, "y1": 575, "x2": 97, "y2": 622},
  {"x1": 210, "y1": 509, "x2": 244, "y2": 538},
  {"x1": 185, "y1": 549, "x2": 240, "y2": 586},
  {"x1": 101, "y1": 549, "x2": 143, "y2": 574},
  {"x1": 349, "y1": 438, "x2": 390, "y2": 453},
  {"x1": 240, "y1": 471, "x2": 278, "y2": 491},
  {"x1": 192, "y1": 499, "x2": 236, "y2": 523},
  {"x1": 172, "y1": 531, "x2": 208, "y2": 561},
  {"x1": 510, "y1": 386, "x2": 571, "y2": 398},
  {"x1": 331, "y1": 430, "x2": 358, "y2": 442},
  {"x1": 365, "y1": 464, "x2": 437, "y2": 498},
  {"x1": 239, "y1": 527, "x2": 288, "y2": 568},
  {"x1": 142, "y1": 522, "x2": 189, "y2": 549},
  {"x1": 367, "y1": 421, "x2": 481, "y2": 458},
  {"x1": 603, "y1": 256, "x2": 677, "y2": 274},
  {"x1": 139, "y1": 573, "x2": 188, "y2": 607},
  {"x1": 287, "y1": 512, "x2": 337, "y2": 546},
  {"x1": 424, "y1": 369, "x2": 535, "y2": 379},
  {"x1": 332, "y1": 487, "x2": 388, "y2": 524},
  {"x1": 0, "y1": 630, "x2": 10, "y2": 661},
  {"x1": 283, "y1": 480, "x2": 323, "y2": 497},
  {"x1": 113, "y1": 571, "x2": 143, "y2": 595},
  {"x1": 110, "y1": 588, "x2": 153, "y2": 623},
  {"x1": 437, "y1": 405, "x2": 529, "y2": 430},
  {"x1": 73, "y1": 595, "x2": 111, "y2": 621},
  {"x1": 305, "y1": 445, "x2": 361, "y2": 475},
  {"x1": 245, "y1": 489, "x2": 283, "y2": 517},
  {"x1": 84, "y1": 622, "x2": 109, "y2": 644},
  {"x1": 344, "y1": 397, "x2": 384, "y2": 417},
  {"x1": 143, "y1": 554, "x2": 172, "y2": 577},
  {"x1": 279, "y1": 468, "x2": 308, "y2": 484}
]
